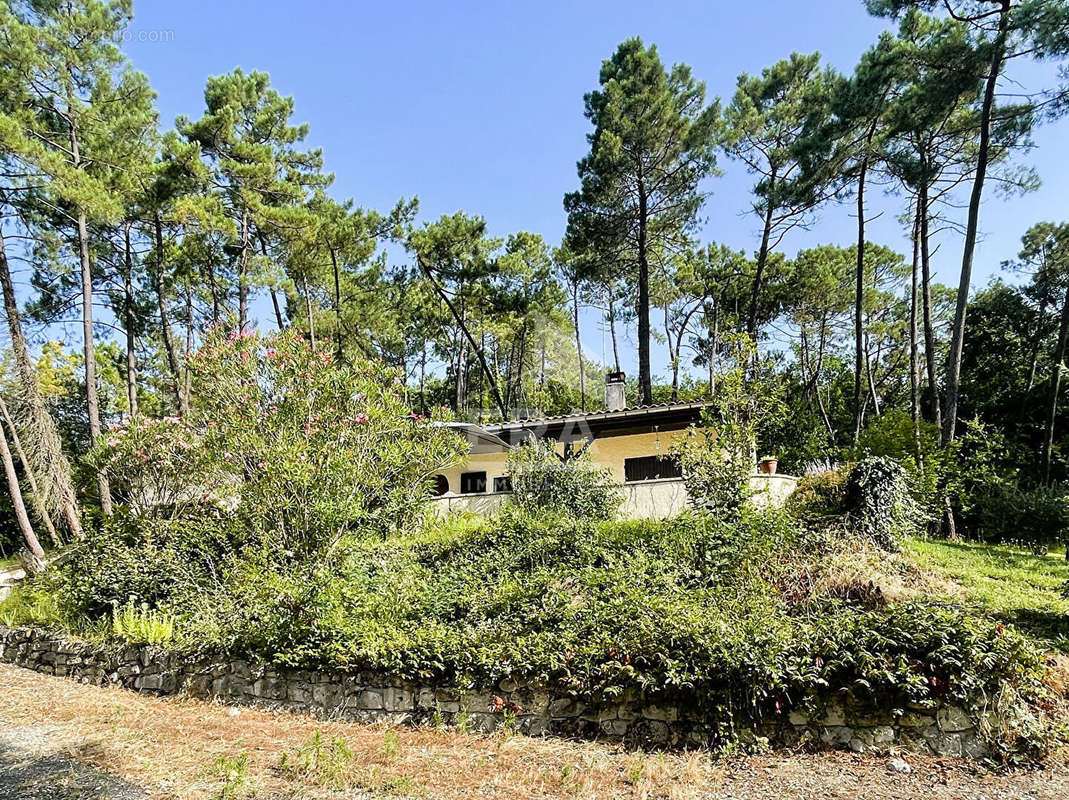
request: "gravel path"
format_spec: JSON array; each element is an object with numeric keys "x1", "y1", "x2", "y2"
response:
[
  {"x1": 0, "y1": 661, "x2": 1067, "y2": 799},
  {"x1": 0, "y1": 725, "x2": 148, "y2": 800}
]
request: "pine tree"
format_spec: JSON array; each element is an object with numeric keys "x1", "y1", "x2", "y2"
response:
[
  {"x1": 565, "y1": 38, "x2": 722, "y2": 406},
  {"x1": 177, "y1": 69, "x2": 331, "y2": 333}
]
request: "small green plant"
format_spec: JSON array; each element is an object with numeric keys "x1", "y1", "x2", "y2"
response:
[
  {"x1": 455, "y1": 705, "x2": 471, "y2": 733},
  {"x1": 211, "y1": 751, "x2": 249, "y2": 800},
  {"x1": 111, "y1": 598, "x2": 175, "y2": 644},
  {"x1": 279, "y1": 729, "x2": 354, "y2": 789},
  {"x1": 381, "y1": 729, "x2": 400, "y2": 760}
]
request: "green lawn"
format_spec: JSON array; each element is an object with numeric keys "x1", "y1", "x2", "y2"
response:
[{"x1": 903, "y1": 537, "x2": 1069, "y2": 652}]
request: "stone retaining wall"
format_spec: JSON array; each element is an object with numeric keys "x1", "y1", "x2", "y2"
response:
[{"x1": 0, "y1": 625, "x2": 986, "y2": 757}]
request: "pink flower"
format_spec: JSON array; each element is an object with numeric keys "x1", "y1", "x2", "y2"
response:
[
  {"x1": 354, "y1": 413, "x2": 369, "y2": 424},
  {"x1": 266, "y1": 348, "x2": 278, "y2": 359},
  {"x1": 106, "y1": 437, "x2": 120, "y2": 447}
]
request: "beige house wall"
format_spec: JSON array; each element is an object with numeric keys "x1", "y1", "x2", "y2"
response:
[
  {"x1": 430, "y1": 472, "x2": 798, "y2": 521},
  {"x1": 437, "y1": 430, "x2": 696, "y2": 493},
  {"x1": 431, "y1": 428, "x2": 796, "y2": 520}
]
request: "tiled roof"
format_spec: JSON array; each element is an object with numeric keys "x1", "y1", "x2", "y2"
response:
[{"x1": 484, "y1": 400, "x2": 712, "y2": 431}]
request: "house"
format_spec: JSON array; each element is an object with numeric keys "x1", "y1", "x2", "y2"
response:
[{"x1": 431, "y1": 373, "x2": 797, "y2": 519}]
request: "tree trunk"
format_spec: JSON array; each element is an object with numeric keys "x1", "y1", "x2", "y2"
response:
[
  {"x1": 637, "y1": 180, "x2": 652, "y2": 405},
  {"x1": 123, "y1": 224, "x2": 138, "y2": 419},
  {"x1": 208, "y1": 259, "x2": 221, "y2": 326},
  {"x1": 238, "y1": 209, "x2": 250, "y2": 332},
  {"x1": 573, "y1": 279, "x2": 585, "y2": 411},
  {"x1": 303, "y1": 274, "x2": 316, "y2": 351},
  {"x1": 77, "y1": 206, "x2": 111, "y2": 514},
  {"x1": 419, "y1": 345, "x2": 427, "y2": 415},
  {"x1": 0, "y1": 424, "x2": 44, "y2": 566},
  {"x1": 910, "y1": 204, "x2": 923, "y2": 469},
  {"x1": 329, "y1": 245, "x2": 344, "y2": 362},
  {"x1": 942, "y1": 0, "x2": 1011, "y2": 446},
  {"x1": 853, "y1": 144, "x2": 873, "y2": 443},
  {"x1": 919, "y1": 178, "x2": 942, "y2": 430},
  {"x1": 153, "y1": 213, "x2": 188, "y2": 416},
  {"x1": 0, "y1": 227, "x2": 82, "y2": 537},
  {"x1": 665, "y1": 304, "x2": 680, "y2": 401},
  {"x1": 1043, "y1": 283, "x2": 1069, "y2": 484},
  {"x1": 183, "y1": 287, "x2": 194, "y2": 406},
  {"x1": 1026, "y1": 285, "x2": 1051, "y2": 393},
  {"x1": 708, "y1": 298, "x2": 719, "y2": 398},
  {"x1": 747, "y1": 170, "x2": 777, "y2": 339},
  {"x1": 67, "y1": 107, "x2": 111, "y2": 514},
  {"x1": 607, "y1": 293, "x2": 621, "y2": 373},
  {"x1": 418, "y1": 260, "x2": 507, "y2": 418},
  {"x1": 0, "y1": 394, "x2": 59, "y2": 547}
]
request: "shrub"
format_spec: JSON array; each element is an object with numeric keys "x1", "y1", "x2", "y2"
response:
[
  {"x1": 91, "y1": 328, "x2": 467, "y2": 548},
  {"x1": 787, "y1": 469, "x2": 847, "y2": 521},
  {"x1": 674, "y1": 425, "x2": 752, "y2": 517},
  {"x1": 966, "y1": 483, "x2": 1069, "y2": 548},
  {"x1": 845, "y1": 457, "x2": 919, "y2": 550},
  {"x1": 506, "y1": 439, "x2": 620, "y2": 520},
  {"x1": 673, "y1": 334, "x2": 783, "y2": 518}
]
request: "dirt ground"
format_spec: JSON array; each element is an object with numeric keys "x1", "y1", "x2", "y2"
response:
[{"x1": 0, "y1": 662, "x2": 1066, "y2": 799}]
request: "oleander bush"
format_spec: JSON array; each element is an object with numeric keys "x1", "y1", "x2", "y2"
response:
[{"x1": 88, "y1": 328, "x2": 466, "y2": 548}]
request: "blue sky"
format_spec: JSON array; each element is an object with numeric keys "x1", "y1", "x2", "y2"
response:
[{"x1": 120, "y1": 0, "x2": 1069, "y2": 378}]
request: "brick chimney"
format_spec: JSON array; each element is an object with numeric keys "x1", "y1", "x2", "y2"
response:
[{"x1": 605, "y1": 371, "x2": 626, "y2": 411}]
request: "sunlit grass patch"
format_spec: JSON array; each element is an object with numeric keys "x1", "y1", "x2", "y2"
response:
[{"x1": 903, "y1": 537, "x2": 1069, "y2": 651}]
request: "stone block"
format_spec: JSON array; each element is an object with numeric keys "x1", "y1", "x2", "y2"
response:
[
  {"x1": 819, "y1": 726, "x2": 852, "y2": 747},
  {"x1": 288, "y1": 684, "x2": 312, "y2": 704},
  {"x1": 230, "y1": 660, "x2": 253, "y2": 680},
  {"x1": 872, "y1": 726, "x2": 895, "y2": 747},
  {"x1": 355, "y1": 689, "x2": 384, "y2": 710},
  {"x1": 642, "y1": 704, "x2": 678, "y2": 722},
  {"x1": 930, "y1": 732, "x2": 962, "y2": 757},
  {"x1": 253, "y1": 678, "x2": 287, "y2": 701},
  {"x1": 600, "y1": 719, "x2": 629, "y2": 737},
  {"x1": 313, "y1": 683, "x2": 343, "y2": 708},
  {"x1": 961, "y1": 733, "x2": 988, "y2": 759},
  {"x1": 897, "y1": 712, "x2": 936, "y2": 729},
  {"x1": 519, "y1": 716, "x2": 549, "y2": 736},
  {"x1": 548, "y1": 698, "x2": 585, "y2": 718},
  {"x1": 936, "y1": 706, "x2": 973, "y2": 733},
  {"x1": 137, "y1": 674, "x2": 163, "y2": 691},
  {"x1": 819, "y1": 702, "x2": 846, "y2": 727},
  {"x1": 384, "y1": 687, "x2": 414, "y2": 712}
]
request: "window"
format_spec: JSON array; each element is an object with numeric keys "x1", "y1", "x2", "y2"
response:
[
  {"x1": 493, "y1": 476, "x2": 513, "y2": 493},
  {"x1": 432, "y1": 475, "x2": 449, "y2": 496},
  {"x1": 624, "y1": 455, "x2": 682, "y2": 483},
  {"x1": 460, "y1": 471, "x2": 487, "y2": 494}
]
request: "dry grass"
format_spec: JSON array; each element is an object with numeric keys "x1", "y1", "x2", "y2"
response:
[
  {"x1": 792, "y1": 532, "x2": 963, "y2": 607},
  {"x1": 0, "y1": 663, "x2": 720, "y2": 799},
  {"x1": 4, "y1": 663, "x2": 1069, "y2": 800}
]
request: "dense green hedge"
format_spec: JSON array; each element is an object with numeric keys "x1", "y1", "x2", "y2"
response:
[{"x1": 18, "y1": 505, "x2": 1055, "y2": 754}]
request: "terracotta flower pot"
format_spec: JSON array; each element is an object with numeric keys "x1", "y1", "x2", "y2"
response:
[{"x1": 758, "y1": 458, "x2": 778, "y2": 475}]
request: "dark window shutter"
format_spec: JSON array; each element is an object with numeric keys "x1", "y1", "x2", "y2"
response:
[
  {"x1": 460, "y1": 471, "x2": 487, "y2": 494},
  {"x1": 493, "y1": 476, "x2": 513, "y2": 493},
  {"x1": 624, "y1": 455, "x2": 682, "y2": 482},
  {"x1": 432, "y1": 475, "x2": 449, "y2": 496}
]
